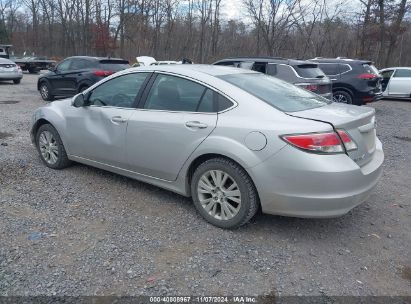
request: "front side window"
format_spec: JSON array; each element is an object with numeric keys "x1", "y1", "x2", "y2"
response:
[
  {"x1": 144, "y1": 74, "x2": 212, "y2": 112},
  {"x1": 393, "y1": 69, "x2": 411, "y2": 78},
  {"x1": 88, "y1": 72, "x2": 149, "y2": 108},
  {"x1": 381, "y1": 70, "x2": 394, "y2": 79},
  {"x1": 219, "y1": 73, "x2": 330, "y2": 112}
]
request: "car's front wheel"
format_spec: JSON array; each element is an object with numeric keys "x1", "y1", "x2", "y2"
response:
[
  {"x1": 13, "y1": 79, "x2": 21, "y2": 84},
  {"x1": 39, "y1": 82, "x2": 54, "y2": 101},
  {"x1": 36, "y1": 124, "x2": 71, "y2": 169},
  {"x1": 191, "y1": 158, "x2": 259, "y2": 229}
]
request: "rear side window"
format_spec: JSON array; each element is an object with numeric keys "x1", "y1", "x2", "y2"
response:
[
  {"x1": 217, "y1": 94, "x2": 234, "y2": 111},
  {"x1": 393, "y1": 69, "x2": 411, "y2": 77},
  {"x1": 145, "y1": 74, "x2": 209, "y2": 112},
  {"x1": 266, "y1": 64, "x2": 277, "y2": 76},
  {"x1": 70, "y1": 59, "x2": 95, "y2": 70},
  {"x1": 293, "y1": 64, "x2": 325, "y2": 78},
  {"x1": 215, "y1": 61, "x2": 236, "y2": 66},
  {"x1": 252, "y1": 62, "x2": 267, "y2": 73},
  {"x1": 219, "y1": 73, "x2": 330, "y2": 112},
  {"x1": 339, "y1": 64, "x2": 351, "y2": 73},
  {"x1": 99, "y1": 60, "x2": 130, "y2": 72},
  {"x1": 318, "y1": 63, "x2": 339, "y2": 75},
  {"x1": 362, "y1": 63, "x2": 379, "y2": 75}
]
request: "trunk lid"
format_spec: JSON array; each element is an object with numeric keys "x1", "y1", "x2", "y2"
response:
[{"x1": 288, "y1": 103, "x2": 376, "y2": 167}]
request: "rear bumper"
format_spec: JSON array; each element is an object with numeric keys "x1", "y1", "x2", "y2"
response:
[
  {"x1": 249, "y1": 139, "x2": 384, "y2": 218},
  {"x1": 355, "y1": 90, "x2": 383, "y2": 105},
  {"x1": 0, "y1": 72, "x2": 23, "y2": 80}
]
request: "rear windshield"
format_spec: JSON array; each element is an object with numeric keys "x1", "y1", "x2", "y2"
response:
[
  {"x1": 293, "y1": 64, "x2": 326, "y2": 78},
  {"x1": 99, "y1": 60, "x2": 130, "y2": 71},
  {"x1": 219, "y1": 73, "x2": 331, "y2": 112},
  {"x1": 362, "y1": 63, "x2": 380, "y2": 75}
]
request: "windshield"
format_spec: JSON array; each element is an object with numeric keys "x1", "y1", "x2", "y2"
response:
[
  {"x1": 293, "y1": 64, "x2": 325, "y2": 78},
  {"x1": 219, "y1": 73, "x2": 331, "y2": 112}
]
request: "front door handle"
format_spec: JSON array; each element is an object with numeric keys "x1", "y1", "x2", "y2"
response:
[
  {"x1": 185, "y1": 121, "x2": 208, "y2": 129},
  {"x1": 111, "y1": 116, "x2": 127, "y2": 123}
]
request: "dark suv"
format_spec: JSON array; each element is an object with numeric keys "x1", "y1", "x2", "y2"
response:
[
  {"x1": 309, "y1": 58, "x2": 382, "y2": 105},
  {"x1": 38, "y1": 56, "x2": 130, "y2": 101},
  {"x1": 213, "y1": 57, "x2": 332, "y2": 100}
]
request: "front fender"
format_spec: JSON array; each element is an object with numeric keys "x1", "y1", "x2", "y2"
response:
[{"x1": 31, "y1": 103, "x2": 70, "y2": 153}]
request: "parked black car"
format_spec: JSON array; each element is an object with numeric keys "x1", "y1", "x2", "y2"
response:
[
  {"x1": 213, "y1": 57, "x2": 333, "y2": 100},
  {"x1": 309, "y1": 58, "x2": 382, "y2": 105},
  {"x1": 37, "y1": 56, "x2": 130, "y2": 101}
]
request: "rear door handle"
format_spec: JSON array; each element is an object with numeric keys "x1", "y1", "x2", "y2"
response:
[
  {"x1": 185, "y1": 121, "x2": 208, "y2": 129},
  {"x1": 111, "y1": 116, "x2": 127, "y2": 123}
]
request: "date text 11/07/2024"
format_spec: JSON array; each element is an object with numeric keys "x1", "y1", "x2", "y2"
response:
[{"x1": 149, "y1": 296, "x2": 257, "y2": 303}]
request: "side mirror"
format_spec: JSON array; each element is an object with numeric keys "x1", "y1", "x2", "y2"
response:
[
  {"x1": 72, "y1": 94, "x2": 85, "y2": 107},
  {"x1": 48, "y1": 66, "x2": 56, "y2": 72}
]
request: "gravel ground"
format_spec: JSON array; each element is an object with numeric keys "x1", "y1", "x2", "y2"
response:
[{"x1": 0, "y1": 74, "x2": 410, "y2": 297}]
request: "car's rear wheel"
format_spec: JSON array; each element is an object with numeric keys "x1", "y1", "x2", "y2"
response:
[
  {"x1": 13, "y1": 79, "x2": 21, "y2": 84},
  {"x1": 333, "y1": 90, "x2": 353, "y2": 104},
  {"x1": 191, "y1": 158, "x2": 259, "y2": 229},
  {"x1": 39, "y1": 82, "x2": 54, "y2": 101},
  {"x1": 36, "y1": 124, "x2": 71, "y2": 169}
]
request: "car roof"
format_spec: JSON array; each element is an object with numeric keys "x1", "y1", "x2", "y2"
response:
[
  {"x1": 126, "y1": 64, "x2": 259, "y2": 77},
  {"x1": 0, "y1": 57, "x2": 14, "y2": 64},
  {"x1": 380, "y1": 67, "x2": 411, "y2": 70},
  {"x1": 214, "y1": 57, "x2": 315, "y2": 66},
  {"x1": 66, "y1": 56, "x2": 127, "y2": 61},
  {"x1": 309, "y1": 58, "x2": 372, "y2": 64}
]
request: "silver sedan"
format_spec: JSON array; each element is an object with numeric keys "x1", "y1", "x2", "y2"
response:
[
  {"x1": 0, "y1": 57, "x2": 23, "y2": 84},
  {"x1": 31, "y1": 65, "x2": 384, "y2": 228}
]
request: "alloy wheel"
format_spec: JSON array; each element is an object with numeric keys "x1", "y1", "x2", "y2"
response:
[
  {"x1": 333, "y1": 93, "x2": 349, "y2": 103},
  {"x1": 197, "y1": 170, "x2": 241, "y2": 220},
  {"x1": 38, "y1": 130, "x2": 59, "y2": 165},
  {"x1": 40, "y1": 84, "x2": 49, "y2": 99}
]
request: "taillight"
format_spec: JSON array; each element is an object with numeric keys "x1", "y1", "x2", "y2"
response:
[
  {"x1": 297, "y1": 84, "x2": 318, "y2": 92},
  {"x1": 94, "y1": 70, "x2": 114, "y2": 77},
  {"x1": 357, "y1": 73, "x2": 377, "y2": 80},
  {"x1": 281, "y1": 131, "x2": 357, "y2": 154},
  {"x1": 303, "y1": 84, "x2": 318, "y2": 92},
  {"x1": 337, "y1": 130, "x2": 357, "y2": 151},
  {"x1": 281, "y1": 132, "x2": 344, "y2": 153}
]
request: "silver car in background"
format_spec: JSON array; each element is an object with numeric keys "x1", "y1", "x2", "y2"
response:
[
  {"x1": 0, "y1": 57, "x2": 23, "y2": 84},
  {"x1": 30, "y1": 65, "x2": 384, "y2": 228},
  {"x1": 380, "y1": 67, "x2": 411, "y2": 99}
]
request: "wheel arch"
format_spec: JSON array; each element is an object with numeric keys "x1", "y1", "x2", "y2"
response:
[
  {"x1": 185, "y1": 153, "x2": 261, "y2": 207},
  {"x1": 332, "y1": 86, "x2": 354, "y2": 97}
]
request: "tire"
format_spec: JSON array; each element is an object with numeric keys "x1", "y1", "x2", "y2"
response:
[
  {"x1": 39, "y1": 82, "x2": 54, "y2": 101},
  {"x1": 36, "y1": 124, "x2": 71, "y2": 169},
  {"x1": 13, "y1": 79, "x2": 21, "y2": 84},
  {"x1": 191, "y1": 158, "x2": 259, "y2": 229},
  {"x1": 333, "y1": 90, "x2": 353, "y2": 104}
]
